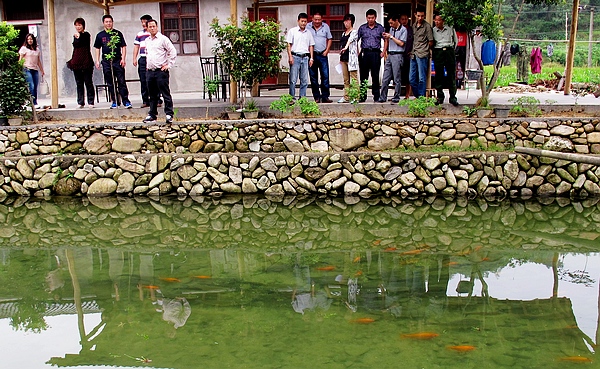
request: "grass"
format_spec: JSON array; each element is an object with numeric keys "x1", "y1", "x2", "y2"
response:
[
  {"x1": 387, "y1": 142, "x2": 513, "y2": 153},
  {"x1": 484, "y1": 63, "x2": 600, "y2": 87}
]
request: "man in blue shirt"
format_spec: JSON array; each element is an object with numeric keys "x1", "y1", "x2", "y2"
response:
[
  {"x1": 357, "y1": 9, "x2": 388, "y2": 102},
  {"x1": 307, "y1": 13, "x2": 333, "y2": 103}
]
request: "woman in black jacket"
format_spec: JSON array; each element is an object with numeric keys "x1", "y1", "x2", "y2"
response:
[{"x1": 68, "y1": 18, "x2": 95, "y2": 108}]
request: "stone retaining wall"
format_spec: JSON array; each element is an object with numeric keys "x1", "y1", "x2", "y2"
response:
[
  {"x1": 1, "y1": 118, "x2": 599, "y2": 157},
  {"x1": 1, "y1": 152, "x2": 599, "y2": 199}
]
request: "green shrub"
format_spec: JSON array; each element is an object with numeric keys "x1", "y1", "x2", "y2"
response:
[
  {"x1": 296, "y1": 97, "x2": 321, "y2": 117},
  {"x1": 509, "y1": 96, "x2": 542, "y2": 117},
  {"x1": 399, "y1": 96, "x2": 438, "y2": 117},
  {"x1": 269, "y1": 94, "x2": 295, "y2": 113}
]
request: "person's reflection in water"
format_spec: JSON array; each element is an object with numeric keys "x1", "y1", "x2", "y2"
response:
[
  {"x1": 291, "y1": 263, "x2": 332, "y2": 316},
  {"x1": 160, "y1": 297, "x2": 191, "y2": 329}
]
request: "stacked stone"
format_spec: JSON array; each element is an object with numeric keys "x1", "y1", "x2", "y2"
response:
[
  {"x1": 1, "y1": 152, "x2": 598, "y2": 198},
  {"x1": 1, "y1": 118, "x2": 599, "y2": 157},
  {"x1": 0, "y1": 195, "x2": 597, "y2": 254}
]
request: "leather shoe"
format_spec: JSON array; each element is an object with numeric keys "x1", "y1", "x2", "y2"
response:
[
  {"x1": 449, "y1": 99, "x2": 459, "y2": 107},
  {"x1": 140, "y1": 104, "x2": 149, "y2": 108},
  {"x1": 315, "y1": 98, "x2": 321, "y2": 103},
  {"x1": 321, "y1": 98, "x2": 333, "y2": 103}
]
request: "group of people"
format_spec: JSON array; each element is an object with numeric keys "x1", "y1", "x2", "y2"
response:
[
  {"x1": 19, "y1": 14, "x2": 177, "y2": 123},
  {"x1": 287, "y1": 8, "x2": 460, "y2": 106}
]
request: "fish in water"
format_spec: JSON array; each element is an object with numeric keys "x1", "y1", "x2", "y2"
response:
[
  {"x1": 316, "y1": 266, "x2": 336, "y2": 271},
  {"x1": 160, "y1": 277, "x2": 181, "y2": 282},
  {"x1": 143, "y1": 285, "x2": 160, "y2": 290},
  {"x1": 193, "y1": 275, "x2": 212, "y2": 279},
  {"x1": 355, "y1": 270, "x2": 363, "y2": 276},
  {"x1": 558, "y1": 356, "x2": 593, "y2": 363},
  {"x1": 448, "y1": 345, "x2": 476, "y2": 352},
  {"x1": 401, "y1": 249, "x2": 423, "y2": 255},
  {"x1": 351, "y1": 318, "x2": 375, "y2": 324},
  {"x1": 353, "y1": 256, "x2": 361, "y2": 263},
  {"x1": 383, "y1": 247, "x2": 397, "y2": 252},
  {"x1": 401, "y1": 332, "x2": 440, "y2": 340},
  {"x1": 372, "y1": 240, "x2": 381, "y2": 246}
]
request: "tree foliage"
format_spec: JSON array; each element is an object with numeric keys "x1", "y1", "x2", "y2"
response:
[
  {"x1": 209, "y1": 17, "x2": 287, "y2": 107},
  {"x1": 0, "y1": 22, "x2": 30, "y2": 117}
]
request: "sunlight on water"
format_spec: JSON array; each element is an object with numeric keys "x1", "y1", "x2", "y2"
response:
[{"x1": 0, "y1": 196, "x2": 598, "y2": 369}]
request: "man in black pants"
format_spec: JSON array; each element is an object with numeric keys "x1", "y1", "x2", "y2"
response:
[
  {"x1": 357, "y1": 9, "x2": 387, "y2": 102},
  {"x1": 143, "y1": 19, "x2": 177, "y2": 123},
  {"x1": 432, "y1": 14, "x2": 459, "y2": 106}
]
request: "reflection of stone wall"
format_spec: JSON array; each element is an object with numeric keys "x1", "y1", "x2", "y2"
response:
[
  {"x1": 0, "y1": 196, "x2": 597, "y2": 254},
  {"x1": 0, "y1": 118, "x2": 599, "y2": 157},
  {"x1": 0, "y1": 152, "x2": 599, "y2": 198}
]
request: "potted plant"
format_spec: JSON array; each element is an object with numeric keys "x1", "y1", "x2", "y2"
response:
[
  {"x1": 277, "y1": 66, "x2": 289, "y2": 85},
  {"x1": 242, "y1": 99, "x2": 259, "y2": 119},
  {"x1": 226, "y1": 105, "x2": 242, "y2": 120},
  {"x1": 0, "y1": 23, "x2": 31, "y2": 125},
  {"x1": 210, "y1": 16, "x2": 287, "y2": 111}
]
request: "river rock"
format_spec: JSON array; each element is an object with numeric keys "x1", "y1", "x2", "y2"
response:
[
  {"x1": 87, "y1": 178, "x2": 117, "y2": 196},
  {"x1": 543, "y1": 137, "x2": 573, "y2": 152},
  {"x1": 83, "y1": 133, "x2": 111, "y2": 154},
  {"x1": 367, "y1": 136, "x2": 400, "y2": 151},
  {"x1": 329, "y1": 128, "x2": 365, "y2": 150}
]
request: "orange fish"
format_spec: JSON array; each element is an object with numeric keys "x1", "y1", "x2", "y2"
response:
[
  {"x1": 372, "y1": 240, "x2": 381, "y2": 246},
  {"x1": 352, "y1": 318, "x2": 375, "y2": 324},
  {"x1": 401, "y1": 249, "x2": 423, "y2": 255},
  {"x1": 448, "y1": 345, "x2": 476, "y2": 352},
  {"x1": 559, "y1": 356, "x2": 593, "y2": 363},
  {"x1": 401, "y1": 332, "x2": 440, "y2": 340},
  {"x1": 143, "y1": 285, "x2": 160, "y2": 290},
  {"x1": 160, "y1": 277, "x2": 181, "y2": 283},
  {"x1": 193, "y1": 275, "x2": 212, "y2": 279},
  {"x1": 353, "y1": 256, "x2": 361, "y2": 263},
  {"x1": 384, "y1": 247, "x2": 397, "y2": 252},
  {"x1": 355, "y1": 270, "x2": 363, "y2": 276},
  {"x1": 444, "y1": 261, "x2": 459, "y2": 266},
  {"x1": 481, "y1": 257, "x2": 490, "y2": 262},
  {"x1": 474, "y1": 245, "x2": 483, "y2": 252},
  {"x1": 316, "y1": 266, "x2": 336, "y2": 271}
]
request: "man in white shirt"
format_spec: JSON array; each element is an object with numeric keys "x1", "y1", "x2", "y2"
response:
[
  {"x1": 378, "y1": 14, "x2": 407, "y2": 103},
  {"x1": 307, "y1": 13, "x2": 333, "y2": 103},
  {"x1": 143, "y1": 19, "x2": 177, "y2": 124},
  {"x1": 287, "y1": 13, "x2": 314, "y2": 99}
]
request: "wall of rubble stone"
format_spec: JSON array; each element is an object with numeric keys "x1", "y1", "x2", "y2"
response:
[
  {"x1": 1, "y1": 118, "x2": 599, "y2": 157},
  {"x1": 1, "y1": 151, "x2": 599, "y2": 199}
]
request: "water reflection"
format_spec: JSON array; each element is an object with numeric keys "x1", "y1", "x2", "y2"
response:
[{"x1": 0, "y1": 196, "x2": 599, "y2": 368}]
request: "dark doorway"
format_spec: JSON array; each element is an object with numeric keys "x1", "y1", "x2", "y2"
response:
[{"x1": 383, "y1": 3, "x2": 413, "y2": 30}]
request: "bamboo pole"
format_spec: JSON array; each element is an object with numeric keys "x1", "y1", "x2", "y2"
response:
[
  {"x1": 564, "y1": 0, "x2": 580, "y2": 95},
  {"x1": 47, "y1": 0, "x2": 59, "y2": 108},
  {"x1": 515, "y1": 146, "x2": 600, "y2": 165}
]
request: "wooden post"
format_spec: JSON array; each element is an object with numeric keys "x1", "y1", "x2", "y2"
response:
[
  {"x1": 426, "y1": 0, "x2": 434, "y2": 92},
  {"x1": 230, "y1": 0, "x2": 238, "y2": 104},
  {"x1": 47, "y1": 0, "x2": 59, "y2": 108},
  {"x1": 588, "y1": 8, "x2": 594, "y2": 68},
  {"x1": 564, "y1": 0, "x2": 580, "y2": 95},
  {"x1": 515, "y1": 146, "x2": 600, "y2": 165}
]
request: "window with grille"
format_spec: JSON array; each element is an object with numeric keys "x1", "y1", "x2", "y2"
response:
[
  {"x1": 160, "y1": 1, "x2": 200, "y2": 55},
  {"x1": 3, "y1": 0, "x2": 44, "y2": 21},
  {"x1": 307, "y1": 4, "x2": 348, "y2": 52}
]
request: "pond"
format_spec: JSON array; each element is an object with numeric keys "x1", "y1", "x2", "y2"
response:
[{"x1": 0, "y1": 195, "x2": 599, "y2": 369}]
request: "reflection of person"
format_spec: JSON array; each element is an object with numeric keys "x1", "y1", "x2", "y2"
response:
[
  {"x1": 357, "y1": 9, "x2": 387, "y2": 102},
  {"x1": 160, "y1": 297, "x2": 191, "y2": 328},
  {"x1": 432, "y1": 14, "x2": 459, "y2": 106},
  {"x1": 18, "y1": 34, "x2": 45, "y2": 108},
  {"x1": 142, "y1": 19, "x2": 177, "y2": 124},
  {"x1": 94, "y1": 14, "x2": 132, "y2": 109},
  {"x1": 69, "y1": 18, "x2": 95, "y2": 108},
  {"x1": 307, "y1": 13, "x2": 333, "y2": 103},
  {"x1": 378, "y1": 14, "x2": 406, "y2": 103},
  {"x1": 409, "y1": 8, "x2": 433, "y2": 98},
  {"x1": 287, "y1": 13, "x2": 315, "y2": 99},
  {"x1": 339, "y1": 14, "x2": 358, "y2": 103}
]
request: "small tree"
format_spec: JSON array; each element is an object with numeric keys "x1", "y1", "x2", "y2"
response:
[
  {"x1": 0, "y1": 22, "x2": 30, "y2": 117},
  {"x1": 209, "y1": 16, "x2": 286, "y2": 108}
]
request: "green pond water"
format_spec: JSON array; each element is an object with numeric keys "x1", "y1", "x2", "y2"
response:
[{"x1": 0, "y1": 195, "x2": 599, "y2": 369}]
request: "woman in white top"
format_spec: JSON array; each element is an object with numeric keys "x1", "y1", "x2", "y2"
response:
[
  {"x1": 338, "y1": 14, "x2": 359, "y2": 103},
  {"x1": 18, "y1": 34, "x2": 45, "y2": 107}
]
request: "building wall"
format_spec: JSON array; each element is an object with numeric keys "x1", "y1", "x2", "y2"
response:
[{"x1": 37, "y1": 1, "x2": 392, "y2": 101}]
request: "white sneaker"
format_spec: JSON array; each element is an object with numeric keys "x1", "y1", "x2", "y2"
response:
[
  {"x1": 88, "y1": 105, "x2": 95, "y2": 109},
  {"x1": 165, "y1": 115, "x2": 173, "y2": 123},
  {"x1": 337, "y1": 98, "x2": 348, "y2": 103}
]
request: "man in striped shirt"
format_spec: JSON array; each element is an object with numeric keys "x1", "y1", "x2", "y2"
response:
[{"x1": 133, "y1": 14, "x2": 154, "y2": 108}]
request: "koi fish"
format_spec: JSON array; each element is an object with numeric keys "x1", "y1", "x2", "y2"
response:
[
  {"x1": 401, "y1": 249, "x2": 423, "y2": 255},
  {"x1": 481, "y1": 257, "x2": 491, "y2": 262},
  {"x1": 448, "y1": 345, "x2": 476, "y2": 352},
  {"x1": 316, "y1": 266, "x2": 336, "y2": 271},
  {"x1": 401, "y1": 332, "x2": 440, "y2": 340},
  {"x1": 444, "y1": 261, "x2": 459, "y2": 266},
  {"x1": 193, "y1": 275, "x2": 212, "y2": 279},
  {"x1": 474, "y1": 245, "x2": 483, "y2": 252},
  {"x1": 384, "y1": 247, "x2": 397, "y2": 252},
  {"x1": 143, "y1": 285, "x2": 160, "y2": 290},
  {"x1": 559, "y1": 356, "x2": 593, "y2": 363},
  {"x1": 160, "y1": 277, "x2": 181, "y2": 283},
  {"x1": 351, "y1": 318, "x2": 375, "y2": 324},
  {"x1": 372, "y1": 240, "x2": 381, "y2": 246},
  {"x1": 355, "y1": 270, "x2": 363, "y2": 276},
  {"x1": 353, "y1": 256, "x2": 361, "y2": 263}
]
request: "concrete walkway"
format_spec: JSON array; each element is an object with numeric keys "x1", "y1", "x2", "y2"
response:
[{"x1": 34, "y1": 86, "x2": 600, "y2": 122}]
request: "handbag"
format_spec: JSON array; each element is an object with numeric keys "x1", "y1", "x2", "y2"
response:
[{"x1": 39, "y1": 78, "x2": 49, "y2": 96}]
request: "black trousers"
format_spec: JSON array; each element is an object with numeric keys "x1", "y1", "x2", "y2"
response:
[
  {"x1": 101, "y1": 60, "x2": 130, "y2": 105},
  {"x1": 137, "y1": 57, "x2": 149, "y2": 105},
  {"x1": 147, "y1": 69, "x2": 174, "y2": 118},
  {"x1": 358, "y1": 50, "x2": 381, "y2": 101},
  {"x1": 73, "y1": 67, "x2": 95, "y2": 106},
  {"x1": 432, "y1": 48, "x2": 457, "y2": 102}
]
